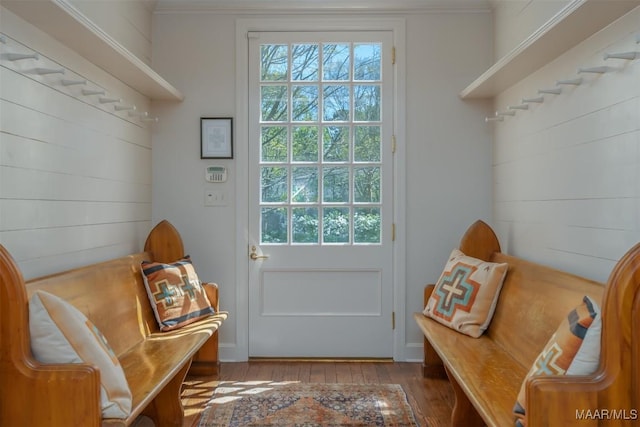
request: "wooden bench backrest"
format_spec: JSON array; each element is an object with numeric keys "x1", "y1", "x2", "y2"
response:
[
  {"x1": 21, "y1": 220, "x2": 188, "y2": 358},
  {"x1": 25, "y1": 252, "x2": 158, "y2": 357},
  {"x1": 487, "y1": 252, "x2": 604, "y2": 369},
  {"x1": 458, "y1": 220, "x2": 606, "y2": 369}
]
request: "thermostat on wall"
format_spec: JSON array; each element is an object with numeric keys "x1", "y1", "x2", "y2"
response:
[{"x1": 205, "y1": 166, "x2": 227, "y2": 183}]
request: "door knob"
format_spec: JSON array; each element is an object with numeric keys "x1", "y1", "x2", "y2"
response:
[{"x1": 250, "y1": 246, "x2": 269, "y2": 261}]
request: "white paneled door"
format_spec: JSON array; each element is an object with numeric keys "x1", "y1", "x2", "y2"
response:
[{"x1": 248, "y1": 31, "x2": 395, "y2": 358}]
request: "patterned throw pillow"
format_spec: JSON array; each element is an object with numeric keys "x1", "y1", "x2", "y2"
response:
[
  {"x1": 141, "y1": 256, "x2": 215, "y2": 331},
  {"x1": 513, "y1": 295, "x2": 601, "y2": 427},
  {"x1": 29, "y1": 290, "x2": 132, "y2": 419},
  {"x1": 423, "y1": 249, "x2": 508, "y2": 338}
]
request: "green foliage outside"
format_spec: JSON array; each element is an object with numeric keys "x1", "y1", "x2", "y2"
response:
[{"x1": 259, "y1": 43, "x2": 382, "y2": 244}]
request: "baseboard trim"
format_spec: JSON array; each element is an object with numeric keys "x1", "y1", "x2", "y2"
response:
[{"x1": 248, "y1": 357, "x2": 393, "y2": 363}]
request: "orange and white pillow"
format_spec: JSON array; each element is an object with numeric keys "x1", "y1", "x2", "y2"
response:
[
  {"x1": 513, "y1": 295, "x2": 601, "y2": 426},
  {"x1": 141, "y1": 256, "x2": 215, "y2": 331},
  {"x1": 423, "y1": 249, "x2": 508, "y2": 338},
  {"x1": 29, "y1": 290, "x2": 132, "y2": 419}
]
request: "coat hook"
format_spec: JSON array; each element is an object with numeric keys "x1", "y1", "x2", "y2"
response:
[
  {"x1": 34, "y1": 67, "x2": 65, "y2": 75},
  {"x1": 577, "y1": 66, "x2": 611, "y2": 74},
  {"x1": 538, "y1": 88, "x2": 562, "y2": 95},
  {"x1": 508, "y1": 104, "x2": 529, "y2": 110},
  {"x1": 522, "y1": 96, "x2": 544, "y2": 103},
  {"x1": 496, "y1": 110, "x2": 516, "y2": 116},
  {"x1": 99, "y1": 97, "x2": 122, "y2": 104},
  {"x1": 128, "y1": 111, "x2": 148, "y2": 117},
  {"x1": 556, "y1": 78, "x2": 583, "y2": 85},
  {"x1": 603, "y1": 51, "x2": 640, "y2": 60},
  {"x1": 141, "y1": 117, "x2": 159, "y2": 123},
  {"x1": 81, "y1": 88, "x2": 105, "y2": 96},
  {"x1": 114, "y1": 104, "x2": 136, "y2": 111},
  {"x1": 4, "y1": 52, "x2": 39, "y2": 61},
  {"x1": 485, "y1": 116, "x2": 504, "y2": 122},
  {"x1": 61, "y1": 79, "x2": 87, "y2": 86}
]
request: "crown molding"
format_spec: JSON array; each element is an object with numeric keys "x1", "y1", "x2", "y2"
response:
[{"x1": 154, "y1": 0, "x2": 491, "y2": 14}]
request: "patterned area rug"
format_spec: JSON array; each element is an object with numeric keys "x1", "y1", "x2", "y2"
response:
[{"x1": 198, "y1": 381, "x2": 419, "y2": 427}]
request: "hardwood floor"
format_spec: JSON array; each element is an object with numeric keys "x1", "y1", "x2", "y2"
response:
[{"x1": 181, "y1": 361, "x2": 454, "y2": 427}]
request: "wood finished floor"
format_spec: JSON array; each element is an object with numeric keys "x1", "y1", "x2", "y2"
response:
[{"x1": 181, "y1": 361, "x2": 454, "y2": 427}]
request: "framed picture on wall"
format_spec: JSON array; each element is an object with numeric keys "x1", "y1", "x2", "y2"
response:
[{"x1": 201, "y1": 117, "x2": 233, "y2": 159}]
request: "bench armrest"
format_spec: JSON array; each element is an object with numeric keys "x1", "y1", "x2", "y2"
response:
[
  {"x1": 189, "y1": 282, "x2": 222, "y2": 376},
  {"x1": 1, "y1": 245, "x2": 102, "y2": 426},
  {"x1": 527, "y1": 375, "x2": 604, "y2": 427},
  {"x1": 203, "y1": 282, "x2": 220, "y2": 312},
  {"x1": 2, "y1": 360, "x2": 102, "y2": 426},
  {"x1": 424, "y1": 283, "x2": 436, "y2": 306}
]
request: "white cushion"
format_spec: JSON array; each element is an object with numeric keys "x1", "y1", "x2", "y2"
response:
[
  {"x1": 29, "y1": 290, "x2": 132, "y2": 419},
  {"x1": 567, "y1": 298, "x2": 602, "y2": 375}
]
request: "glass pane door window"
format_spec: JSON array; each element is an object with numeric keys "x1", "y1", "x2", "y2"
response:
[{"x1": 259, "y1": 42, "x2": 384, "y2": 245}]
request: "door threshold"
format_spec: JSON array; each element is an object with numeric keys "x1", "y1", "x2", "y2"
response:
[{"x1": 249, "y1": 357, "x2": 393, "y2": 363}]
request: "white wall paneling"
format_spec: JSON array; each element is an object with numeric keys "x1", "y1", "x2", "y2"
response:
[
  {"x1": 492, "y1": 6, "x2": 640, "y2": 283},
  {"x1": 0, "y1": 9, "x2": 154, "y2": 279}
]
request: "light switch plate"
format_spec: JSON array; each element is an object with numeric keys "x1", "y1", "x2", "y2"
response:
[{"x1": 204, "y1": 189, "x2": 227, "y2": 206}]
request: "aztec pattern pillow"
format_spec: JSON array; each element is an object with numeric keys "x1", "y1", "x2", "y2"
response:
[
  {"x1": 423, "y1": 249, "x2": 508, "y2": 338},
  {"x1": 141, "y1": 256, "x2": 215, "y2": 331},
  {"x1": 29, "y1": 290, "x2": 132, "y2": 419},
  {"x1": 513, "y1": 295, "x2": 601, "y2": 426}
]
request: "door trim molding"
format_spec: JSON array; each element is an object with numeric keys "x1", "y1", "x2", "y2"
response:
[{"x1": 233, "y1": 16, "x2": 407, "y2": 362}]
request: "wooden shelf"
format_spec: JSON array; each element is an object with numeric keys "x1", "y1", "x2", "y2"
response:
[
  {"x1": 460, "y1": 0, "x2": 640, "y2": 99},
  {"x1": 2, "y1": 0, "x2": 184, "y2": 101}
]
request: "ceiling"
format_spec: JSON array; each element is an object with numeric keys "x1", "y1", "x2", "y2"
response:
[{"x1": 154, "y1": 0, "x2": 493, "y2": 12}]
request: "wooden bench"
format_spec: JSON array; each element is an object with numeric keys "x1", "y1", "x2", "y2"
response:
[
  {"x1": 0, "y1": 220, "x2": 228, "y2": 427},
  {"x1": 415, "y1": 220, "x2": 640, "y2": 427}
]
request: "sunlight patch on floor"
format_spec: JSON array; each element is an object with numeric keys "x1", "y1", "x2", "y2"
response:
[{"x1": 207, "y1": 380, "x2": 301, "y2": 404}]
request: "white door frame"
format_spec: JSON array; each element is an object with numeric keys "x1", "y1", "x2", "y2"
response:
[{"x1": 234, "y1": 17, "x2": 407, "y2": 361}]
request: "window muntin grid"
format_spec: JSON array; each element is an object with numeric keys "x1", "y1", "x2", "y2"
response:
[{"x1": 259, "y1": 42, "x2": 382, "y2": 245}]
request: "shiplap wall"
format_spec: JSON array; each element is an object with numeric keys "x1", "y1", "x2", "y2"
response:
[
  {"x1": 0, "y1": 8, "x2": 154, "y2": 280},
  {"x1": 493, "y1": 7, "x2": 640, "y2": 283}
]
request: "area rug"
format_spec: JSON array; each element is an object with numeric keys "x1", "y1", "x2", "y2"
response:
[{"x1": 198, "y1": 381, "x2": 419, "y2": 427}]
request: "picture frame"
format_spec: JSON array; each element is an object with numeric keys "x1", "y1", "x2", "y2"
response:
[{"x1": 201, "y1": 117, "x2": 233, "y2": 159}]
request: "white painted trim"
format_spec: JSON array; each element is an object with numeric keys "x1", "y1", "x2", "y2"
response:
[
  {"x1": 157, "y1": 0, "x2": 490, "y2": 14},
  {"x1": 219, "y1": 342, "x2": 239, "y2": 362},
  {"x1": 234, "y1": 21, "x2": 250, "y2": 362},
  {"x1": 404, "y1": 342, "x2": 424, "y2": 363},
  {"x1": 391, "y1": 20, "x2": 408, "y2": 362},
  {"x1": 234, "y1": 16, "x2": 407, "y2": 362}
]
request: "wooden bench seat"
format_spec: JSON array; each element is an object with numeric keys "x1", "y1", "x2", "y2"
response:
[
  {"x1": 0, "y1": 220, "x2": 228, "y2": 427},
  {"x1": 115, "y1": 315, "x2": 225, "y2": 426},
  {"x1": 415, "y1": 220, "x2": 640, "y2": 427},
  {"x1": 418, "y1": 312, "x2": 527, "y2": 426}
]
